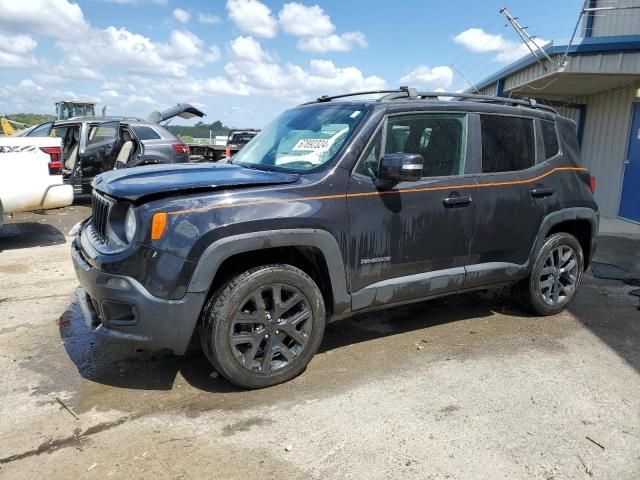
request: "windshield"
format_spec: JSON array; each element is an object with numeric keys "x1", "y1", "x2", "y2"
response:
[{"x1": 232, "y1": 104, "x2": 366, "y2": 172}]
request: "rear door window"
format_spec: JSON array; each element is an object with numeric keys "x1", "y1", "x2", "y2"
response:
[
  {"x1": 540, "y1": 120, "x2": 559, "y2": 159},
  {"x1": 480, "y1": 115, "x2": 535, "y2": 173},
  {"x1": 88, "y1": 123, "x2": 117, "y2": 146}
]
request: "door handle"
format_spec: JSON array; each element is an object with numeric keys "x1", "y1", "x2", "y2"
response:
[
  {"x1": 443, "y1": 194, "x2": 472, "y2": 207},
  {"x1": 530, "y1": 187, "x2": 554, "y2": 197}
]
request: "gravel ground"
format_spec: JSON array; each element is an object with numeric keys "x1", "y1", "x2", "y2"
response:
[{"x1": 0, "y1": 206, "x2": 638, "y2": 480}]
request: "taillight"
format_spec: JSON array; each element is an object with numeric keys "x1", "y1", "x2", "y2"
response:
[
  {"x1": 225, "y1": 146, "x2": 231, "y2": 157},
  {"x1": 172, "y1": 143, "x2": 190, "y2": 154},
  {"x1": 589, "y1": 175, "x2": 596, "y2": 193},
  {"x1": 41, "y1": 146, "x2": 63, "y2": 175}
]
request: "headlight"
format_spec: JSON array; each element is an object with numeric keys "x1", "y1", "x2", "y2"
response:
[{"x1": 124, "y1": 206, "x2": 137, "y2": 243}]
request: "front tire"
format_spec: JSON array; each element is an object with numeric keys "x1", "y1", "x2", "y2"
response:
[
  {"x1": 200, "y1": 264, "x2": 326, "y2": 389},
  {"x1": 516, "y1": 232, "x2": 584, "y2": 316}
]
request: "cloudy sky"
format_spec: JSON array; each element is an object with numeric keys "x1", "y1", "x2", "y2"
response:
[{"x1": 0, "y1": 0, "x2": 583, "y2": 127}]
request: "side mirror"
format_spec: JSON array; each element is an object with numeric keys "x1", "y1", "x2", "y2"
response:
[{"x1": 377, "y1": 153, "x2": 424, "y2": 183}]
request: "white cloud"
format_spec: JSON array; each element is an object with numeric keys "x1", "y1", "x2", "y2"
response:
[
  {"x1": 229, "y1": 36, "x2": 272, "y2": 62},
  {"x1": 173, "y1": 8, "x2": 191, "y2": 24},
  {"x1": 454, "y1": 28, "x2": 549, "y2": 64},
  {"x1": 399, "y1": 65, "x2": 454, "y2": 90},
  {"x1": 278, "y1": 3, "x2": 334, "y2": 37},
  {"x1": 298, "y1": 32, "x2": 367, "y2": 53},
  {"x1": 221, "y1": 39, "x2": 386, "y2": 102},
  {"x1": 0, "y1": 0, "x2": 88, "y2": 39},
  {"x1": 58, "y1": 27, "x2": 220, "y2": 78},
  {"x1": 226, "y1": 0, "x2": 277, "y2": 38},
  {"x1": 0, "y1": 33, "x2": 38, "y2": 68},
  {"x1": 198, "y1": 13, "x2": 222, "y2": 24},
  {"x1": 106, "y1": 0, "x2": 167, "y2": 4}
]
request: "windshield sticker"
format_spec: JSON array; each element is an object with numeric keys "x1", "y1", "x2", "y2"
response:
[
  {"x1": 292, "y1": 138, "x2": 331, "y2": 151},
  {"x1": 350, "y1": 110, "x2": 361, "y2": 118}
]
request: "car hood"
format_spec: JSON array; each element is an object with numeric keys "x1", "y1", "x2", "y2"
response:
[{"x1": 93, "y1": 163, "x2": 300, "y2": 201}]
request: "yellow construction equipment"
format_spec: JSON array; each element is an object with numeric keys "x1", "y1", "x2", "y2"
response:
[{"x1": 0, "y1": 118, "x2": 16, "y2": 136}]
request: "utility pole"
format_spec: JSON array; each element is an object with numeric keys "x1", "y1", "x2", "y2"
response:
[
  {"x1": 451, "y1": 64, "x2": 480, "y2": 94},
  {"x1": 499, "y1": 7, "x2": 554, "y2": 71}
]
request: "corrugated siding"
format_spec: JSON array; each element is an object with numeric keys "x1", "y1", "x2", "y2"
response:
[
  {"x1": 503, "y1": 59, "x2": 558, "y2": 91},
  {"x1": 586, "y1": 0, "x2": 640, "y2": 37},
  {"x1": 556, "y1": 105, "x2": 580, "y2": 122},
  {"x1": 577, "y1": 85, "x2": 637, "y2": 217},
  {"x1": 477, "y1": 83, "x2": 497, "y2": 96}
]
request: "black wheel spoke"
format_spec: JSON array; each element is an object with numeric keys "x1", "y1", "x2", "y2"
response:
[
  {"x1": 279, "y1": 323, "x2": 308, "y2": 345},
  {"x1": 229, "y1": 282, "x2": 313, "y2": 374}
]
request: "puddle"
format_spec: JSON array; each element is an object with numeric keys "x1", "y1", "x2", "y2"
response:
[{"x1": 18, "y1": 288, "x2": 576, "y2": 419}]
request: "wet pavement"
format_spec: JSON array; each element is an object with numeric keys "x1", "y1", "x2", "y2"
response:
[{"x1": 1, "y1": 206, "x2": 639, "y2": 479}]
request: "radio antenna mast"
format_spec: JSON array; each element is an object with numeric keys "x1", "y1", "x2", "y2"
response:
[{"x1": 499, "y1": 7, "x2": 554, "y2": 71}]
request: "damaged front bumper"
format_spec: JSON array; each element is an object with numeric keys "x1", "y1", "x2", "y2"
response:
[{"x1": 71, "y1": 238, "x2": 206, "y2": 355}]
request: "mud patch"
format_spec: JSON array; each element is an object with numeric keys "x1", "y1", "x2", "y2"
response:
[{"x1": 222, "y1": 417, "x2": 274, "y2": 436}]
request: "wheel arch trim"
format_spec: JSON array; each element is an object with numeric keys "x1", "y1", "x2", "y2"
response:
[
  {"x1": 530, "y1": 207, "x2": 599, "y2": 266},
  {"x1": 187, "y1": 228, "x2": 351, "y2": 317}
]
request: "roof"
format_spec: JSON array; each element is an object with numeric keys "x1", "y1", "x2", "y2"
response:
[
  {"x1": 472, "y1": 34, "x2": 640, "y2": 92},
  {"x1": 56, "y1": 116, "x2": 145, "y2": 124},
  {"x1": 56, "y1": 99, "x2": 97, "y2": 105},
  {"x1": 300, "y1": 88, "x2": 558, "y2": 114}
]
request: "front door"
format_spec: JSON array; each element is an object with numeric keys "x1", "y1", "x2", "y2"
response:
[
  {"x1": 619, "y1": 102, "x2": 640, "y2": 223},
  {"x1": 73, "y1": 121, "x2": 121, "y2": 192},
  {"x1": 347, "y1": 112, "x2": 476, "y2": 311}
]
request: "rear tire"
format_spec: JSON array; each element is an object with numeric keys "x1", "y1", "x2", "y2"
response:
[
  {"x1": 200, "y1": 264, "x2": 326, "y2": 389},
  {"x1": 515, "y1": 232, "x2": 584, "y2": 316}
]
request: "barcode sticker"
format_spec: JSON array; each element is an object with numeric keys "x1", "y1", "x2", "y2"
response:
[{"x1": 292, "y1": 138, "x2": 331, "y2": 151}]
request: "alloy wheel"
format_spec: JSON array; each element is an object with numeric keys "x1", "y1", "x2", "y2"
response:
[
  {"x1": 539, "y1": 245, "x2": 579, "y2": 305},
  {"x1": 229, "y1": 283, "x2": 313, "y2": 373}
]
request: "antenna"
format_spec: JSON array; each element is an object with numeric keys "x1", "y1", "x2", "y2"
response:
[
  {"x1": 499, "y1": 7, "x2": 554, "y2": 71},
  {"x1": 451, "y1": 64, "x2": 480, "y2": 94}
]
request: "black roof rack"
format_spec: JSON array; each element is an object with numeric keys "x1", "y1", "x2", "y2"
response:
[{"x1": 307, "y1": 87, "x2": 557, "y2": 114}]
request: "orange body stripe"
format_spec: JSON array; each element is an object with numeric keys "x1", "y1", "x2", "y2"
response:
[{"x1": 167, "y1": 167, "x2": 588, "y2": 216}]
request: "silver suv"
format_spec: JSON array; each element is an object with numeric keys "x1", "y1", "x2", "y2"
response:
[{"x1": 24, "y1": 104, "x2": 204, "y2": 194}]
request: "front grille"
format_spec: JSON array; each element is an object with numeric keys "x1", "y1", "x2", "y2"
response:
[{"x1": 91, "y1": 191, "x2": 113, "y2": 243}]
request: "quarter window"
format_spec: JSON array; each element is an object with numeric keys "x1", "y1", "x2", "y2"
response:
[
  {"x1": 540, "y1": 120, "x2": 559, "y2": 159},
  {"x1": 132, "y1": 126, "x2": 161, "y2": 140},
  {"x1": 481, "y1": 115, "x2": 535, "y2": 173},
  {"x1": 354, "y1": 128, "x2": 382, "y2": 178}
]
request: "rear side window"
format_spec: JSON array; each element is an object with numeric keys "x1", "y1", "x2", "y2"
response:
[
  {"x1": 481, "y1": 115, "x2": 535, "y2": 173},
  {"x1": 132, "y1": 126, "x2": 161, "y2": 140},
  {"x1": 540, "y1": 120, "x2": 559, "y2": 159}
]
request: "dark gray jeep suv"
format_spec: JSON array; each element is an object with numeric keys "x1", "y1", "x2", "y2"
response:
[{"x1": 72, "y1": 88, "x2": 598, "y2": 389}]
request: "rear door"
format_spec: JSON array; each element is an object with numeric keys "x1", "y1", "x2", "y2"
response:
[
  {"x1": 465, "y1": 113, "x2": 547, "y2": 288},
  {"x1": 74, "y1": 121, "x2": 121, "y2": 188}
]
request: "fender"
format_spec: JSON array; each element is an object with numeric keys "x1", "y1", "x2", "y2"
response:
[
  {"x1": 528, "y1": 207, "x2": 599, "y2": 266},
  {"x1": 186, "y1": 228, "x2": 351, "y2": 318}
]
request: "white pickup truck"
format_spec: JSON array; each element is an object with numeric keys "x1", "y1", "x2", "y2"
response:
[{"x1": 0, "y1": 136, "x2": 74, "y2": 225}]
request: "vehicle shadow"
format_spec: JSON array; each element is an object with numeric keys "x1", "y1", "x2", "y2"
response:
[
  {"x1": 0, "y1": 222, "x2": 66, "y2": 251},
  {"x1": 58, "y1": 289, "x2": 528, "y2": 394},
  {"x1": 568, "y1": 273, "x2": 640, "y2": 373}
]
